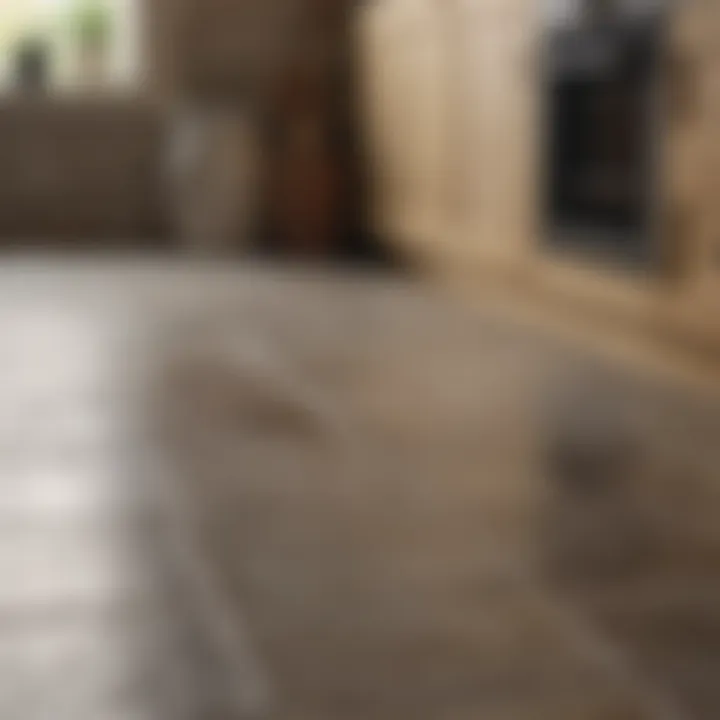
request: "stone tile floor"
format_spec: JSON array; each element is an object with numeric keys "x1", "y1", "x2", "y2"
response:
[
  {"x1": 0, "y1": 261, "x2": 258, "y2": 720},
  {"x1": 0, "y1": 259, "x2": 719, "y2": 720}
]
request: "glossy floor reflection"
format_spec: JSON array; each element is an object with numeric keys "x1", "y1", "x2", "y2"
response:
[{"x1": 0, "y1": 268, "x2": 243, "y2": 720}]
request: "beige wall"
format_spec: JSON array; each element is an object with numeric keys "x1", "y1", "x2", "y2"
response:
[{"x1": 358, "y1": 0, "x2": 720, "y2": 352}]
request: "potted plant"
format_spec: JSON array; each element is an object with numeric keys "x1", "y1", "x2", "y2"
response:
[
  {"x1": 13, "y1": 35, "x2": 51, "y2": 92},
  {"x1": 71, "y1": 0, "x2": 112, "y2": 86}
]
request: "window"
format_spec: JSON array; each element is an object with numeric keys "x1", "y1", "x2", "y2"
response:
[{"x1": 0, "y1": 0, "x2": 141, "y2": 92}]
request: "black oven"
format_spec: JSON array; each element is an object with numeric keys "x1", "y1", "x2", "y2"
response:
[{"x1": 544, "y1": 3, "x2": 666, "y2": 267}]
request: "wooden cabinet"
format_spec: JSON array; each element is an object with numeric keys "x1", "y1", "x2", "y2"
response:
[
  {"x1": 176, "y1": 0, "x2": 361, "y2": 259},
  {"x1": 0, "y1": 99, "x2": 165, "y2": 240}
]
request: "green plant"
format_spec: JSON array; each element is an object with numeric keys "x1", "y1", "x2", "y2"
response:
[{"x1": 71, "y1": 0, "x2": 112, "y2": 48}]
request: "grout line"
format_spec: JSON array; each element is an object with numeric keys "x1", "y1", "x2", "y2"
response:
[{"x1": 148, "y1": 448, "x2": 274, "y2": 719}]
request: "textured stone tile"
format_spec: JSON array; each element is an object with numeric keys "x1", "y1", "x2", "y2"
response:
[{"x1": 2, "y1": 261, "x2": 719, "y2": 720}]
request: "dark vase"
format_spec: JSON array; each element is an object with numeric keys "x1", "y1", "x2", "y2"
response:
[{"x1": 14, "y1": 41, "x2": 50, "y2": 92}]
